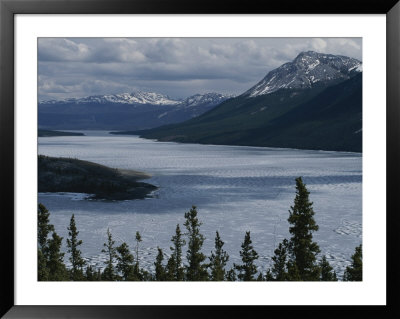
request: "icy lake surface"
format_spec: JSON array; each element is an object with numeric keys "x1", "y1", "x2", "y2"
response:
[{"x1": 38, "y1": 131, "x2": 362, "y2": 278}]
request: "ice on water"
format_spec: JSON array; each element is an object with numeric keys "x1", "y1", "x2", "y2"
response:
[{"x1": 38, "y1": 131, "x2": 362, "y2": 278}]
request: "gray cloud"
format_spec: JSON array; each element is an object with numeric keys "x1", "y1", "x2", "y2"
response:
[{"x1": 38, "y1": 37, "x2": 362, "y2": 100}]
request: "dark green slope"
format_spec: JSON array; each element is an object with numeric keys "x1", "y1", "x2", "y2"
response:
[
  {"x1": 127, "y1": 87, "x2": 326, "y2": 141},
  {"x1": 233, "y1": 73, "x2": 362, "y2": 152},
  {"x1": 127, "y1": 75, "x2": 362, "y2": 152}
]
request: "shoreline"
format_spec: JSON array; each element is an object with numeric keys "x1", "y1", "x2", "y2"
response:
[{"x1": 109, "y1": 131, "x2": 363, "y2": 155}]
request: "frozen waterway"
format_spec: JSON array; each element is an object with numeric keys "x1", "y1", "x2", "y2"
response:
[{"x1": 38, "y1": 131, "x2": 362, "y2": 278}]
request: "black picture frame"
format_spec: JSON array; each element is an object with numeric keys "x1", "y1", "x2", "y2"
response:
[{"x1": 1, "y1": 0, "x2": 399, "y2": 318}]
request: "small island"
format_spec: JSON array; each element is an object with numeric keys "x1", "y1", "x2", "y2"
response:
[
  {"x1": 38, "y1": 155, "x2": 157, "y2": 200},
  {"x1": 38, "y1": 129, "x2": 85, "y2": 137}
]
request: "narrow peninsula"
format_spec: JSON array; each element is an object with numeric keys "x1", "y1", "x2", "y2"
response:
[
  {"x1": 38, "y1": 155, "x2": 157, "y2": 200},
  {"x1": 38, "y1": 129, "x2": 85, "y2": 137}
]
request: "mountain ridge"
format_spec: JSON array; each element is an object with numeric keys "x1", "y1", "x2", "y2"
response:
[
  {"x1": 243, "y1": 51, "x2": 361, "y2": 97},
  {"x1": 122, "y1": 51, "x2": 362, "y2": 152},
  {"x1": 40, "y1": 91, "x2": 234, "y2": 107}
]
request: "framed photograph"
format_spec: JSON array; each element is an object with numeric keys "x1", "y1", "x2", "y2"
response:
[{"x1": 1, "y1": 0, "x2": 399, "y2": 318}]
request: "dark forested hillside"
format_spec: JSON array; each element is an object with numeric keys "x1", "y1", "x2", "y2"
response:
[{"x1": 123, "y1": 74, "x2": 362, "y2": 152}]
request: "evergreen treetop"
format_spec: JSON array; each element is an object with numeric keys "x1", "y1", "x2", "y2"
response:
[
  {"x1": 343, "y1": 244, "x2": 362, "y2": 281},
  {"x1": 101, "y1": 228, "x2": 117, "y2": 281},
  {"x1": 170, "y1": 224, "x2": 185, "y2": 281},
  {"x1": 319, "y1": 255, "x2": 338, "y2": 281},
  {"x1": 116, "y1": 242, "x2": 135, "y2": 280},
  {"x1": 67, "y1": 214, "x2": 86, "y2": 280},
  {"x1": 268, "y1": 239, "x2": 289, "y2": 281},
  {"x1": 208, "y1": 231, "x2": 229, "y2": 281},
  {"x1": 38, "y1": 203, "x2": 54, "y2": 250},
  {"x1": 287, "y1": 177, "x2": 321, "y2": 281},
  {"x1": 234, "y1": 231, "x2": 259, "y2": 281},
  {"x1": 184, "y1": 206, "x2": 208, "y2": 281},
  {"x1": 154, "y1": 247, "x2": 166, "y2": 281},
  {"x1": 45, "y1": 232, "x2": 68, "y2": 281},
  {"x1": 135, "y1": 231, "x2": 142, "y2": 265}
]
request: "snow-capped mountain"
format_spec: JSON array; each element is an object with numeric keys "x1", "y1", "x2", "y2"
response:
[
  {"x1": 38, "y1": 91, "x2": 233, "y2": 131},
  {"x1": 40, "y1": 91, "x2": 233, "y2": 108},
  {"x1": 243, "y1": 51, "x2": 362, "y2": 97},
  {"x1": 41, "y1": 91, "x2": 182, "y2": 106},
  {"x1": 136, "y1": 52, "x2": 362, "y2": 152}
]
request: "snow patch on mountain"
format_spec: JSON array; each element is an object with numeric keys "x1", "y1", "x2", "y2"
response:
[{"x1": 178, "y1": 92, "x2": 235, "y2": 108}]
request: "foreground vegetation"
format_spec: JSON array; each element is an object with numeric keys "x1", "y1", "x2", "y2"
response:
[
  {"x1": 38, "y1": 155, "x2": 157, "y2": 200},
  {"x1": 38, "y1": 177, "x2": 362, "y2": 281}
]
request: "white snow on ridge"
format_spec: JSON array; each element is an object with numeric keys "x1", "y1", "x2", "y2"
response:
[
  {"x1": 40, "y1": 91, "x2": 235, "y2": 108},
  {"x1": 40, "y1": 91, "x2": 182, "y2": 106},
  {"x1": 244, "y1": 51, "x2": 362, "y2": 98},
  {"x1": 349, "y1": 63, "x2": 363, "y2": 72}
]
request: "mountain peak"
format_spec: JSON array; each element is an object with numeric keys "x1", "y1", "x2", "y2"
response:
[
  {"x1": 243, "y1": 51, "x2": 362, "y2": 97},
  {"x1": 125, "y1": 91, "x2": 181, "y2": 105},
  {"x1": 179, "y1": 92, "x2": 235, "y2": 108},
  {"x1": 294, "y1": 50, "x2": 319, "y2": 58}
]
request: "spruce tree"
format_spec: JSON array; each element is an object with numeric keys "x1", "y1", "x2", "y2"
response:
[
  {"x1": 286, "y1": 261, "x2": 301, "y2": 281},
  {"x1": 133, "y1": 231, "x2": 143, "y2": 280},
  {"x1": 96, "y1": 269, "x2": 102, "y2": 281},
  {"x1": 265, "y1": 269, "x2": 273, "y2": 281},
  {"x1": 234, "y1": 231, "x2": 259, "y2": 281},
  {"x1": 37, "y1": 204, "x2": 67, "y2": 281},
  {"x1": 66, "y1": 214, "x2": 86, "y2": 280},
  {"x1": 165, "y1": 256, "x2": 176, "y2": 281},
  {"x1": 268, "y1": 239, "x2": 289, "y2": 281},
  {"x1": 208, "y1": 231, "x2": 229, "y2": 281},
  {"x1": 45, "y1": 232, "x2": 68, "y2": 281},
  {"x1": 85, "y1": 265, "x2": 98, "y2": 281},
  {"x1": 116, "y1": 242, "x2": 135, "y2": 280},
  {"x1": 343, "y1": 245, "x2": 362, "y2": 281},
  {"x1": 135, "y1": 231, "x2": 142, "y2": 266},
  {"x1": 154, "y1": 247, "x2": 166, "y2": 281},
  {"x1": 101, "y1": 228, "x2": 117, "y2": 281},
  {"x1": 170, "y1": 224, "x2": 185, "y2": 281},
  {"x1": 225, "y1": 268, "x2": 237, "y2": 281},
  {"x1": 184, "y1": 206, "x2": 208, "y2": 281},
  {"x1": 319, "y1": 256, "x2": 338, "y2": 281},
  {"x1": 140, "y1": 268, "x2": 151, "y2": 281},
  {"x1": 287, "y1": 177, "x2": 321, "y2": 281},
  {"x1": 38, "y1": 203, "x2": 54, "y2": 280},
  {"x1": 38, "y1": 249, "x2": 49, "y2": 281},
  {"x1": 38, "y1": 203, "x2": 54, "y2": 250}
]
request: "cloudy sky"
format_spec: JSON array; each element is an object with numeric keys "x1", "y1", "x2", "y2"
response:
[{"x1": 38, "y1": 37, "x2": 362, "y2": 101}]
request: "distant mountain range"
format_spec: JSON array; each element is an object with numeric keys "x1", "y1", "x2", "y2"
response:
[
  {"x1": 38, "y1": 92, "x2": 234, "y2": 130},
  {"x1": 118, "y1": 51, "x2": 362, "y2": 152},
  {"x1": 41, "y1": 91, "x2": 182, "y2": 106}
]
